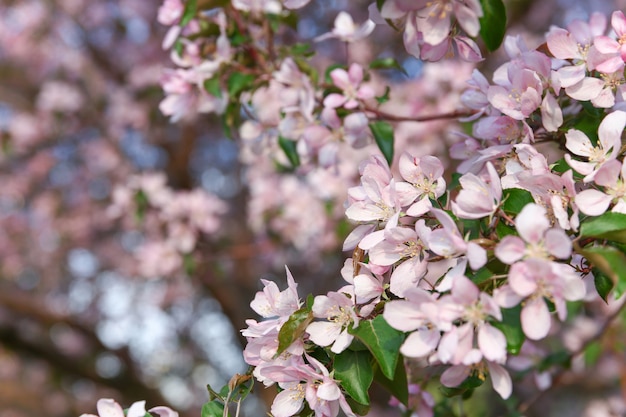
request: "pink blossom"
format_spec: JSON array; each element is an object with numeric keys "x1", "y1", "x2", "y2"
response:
[
  {"x1": 323, "y1": 64, "x2": 375, "y2": 110},
  {"x1": 495, "y1": 259, "x2": 586, "y2": 340},
  {"x1": 395, "y1": 152, "x2": 446, "y2": 216},
  {"x1": 440, "y1": 360, "x2": 512, "y2": 399},
  {"x1": 576, "y1": 159, "x2": 626, "y2": 216},
  {"x1": 438, "y1": 275, "x2": 506, "y2": 364},
  {"x1": 428, "y1": 208, "x2": 487, "y2": 270},
  {"x1": 414, "y1": 0, "x2": 483, "y2": 46},
  {"x1": 487, "y1": 68, "x2": 543, "y2": 120},
  {"x1": 269, "y1": 357, "x2": 355, "y2": 417},
  {"x1": 306, "y1": 290, "x2": 358, "y2": 353},
  {"x1": 80, "y1": 399, "x2": 178, "y2": 417},
  {"x1": 250, "y1": 266, "x2": 301, "y2": 319},
  {"x1": 495, "y1": 203, "x2": 572, "y2": 265},
  {"x1": 564, "y1": 110, "x2": 626, "y2": 182},
  {"x1": 157, "y1": 0, "x2": 183, "y2": 26},
  {"x1": 594, "y1": 11, "x2": 626, "y2": 73},
  {"x1": 315, "y1": 11, "x2": 375, "y2": 43},
  {"x1": 451, "y1": 162, "x2": 502, "y2": 220},
  {"x1": 345, "y1": 155, "x2": 402, "y2": 229},
  {"x1": 367, "y1": 221, "x2": 431, "y2": 297},
  {"x1": 384, "y1": 287, "x2": 448, "y2": 358}
]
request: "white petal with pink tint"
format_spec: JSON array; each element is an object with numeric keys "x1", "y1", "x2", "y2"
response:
[{"x1": 521, "y1": 298, "x2": 551, "y2": 340}]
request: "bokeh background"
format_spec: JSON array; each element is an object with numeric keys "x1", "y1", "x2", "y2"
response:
[{"x1": 0, "y1": 0, "x2": 624, "y2": 416}]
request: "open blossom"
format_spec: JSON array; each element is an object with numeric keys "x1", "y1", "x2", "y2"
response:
[
  {"x1": 441, "y1": 359, "x2": 512, "y2": 399},
  {"x1": 366, "y1": 220, "x2": 432, "y2": 297},
  {"x1": 594, "y1": 11, "x2": 626, "y2": 73},
  {"x1": 451, "y1": 162, "x2": 502, "y2": 220},
  {"x1": 323, "y1": 63, "x2": 375, "y2": 110},
  {"x1": 438, "y1": 275, "x2": 506, "y2": 363},
  {"x1": 384, "y1": 287, "x2": 450, "y2": 359},
  {"x1": 395, "y1": 152, "x2": 446, "y2": 217},
  {"x1": 80, "y1": 399, "x2": 178, "y2": 417},
  {"x1": 157, "y1": 0, "x2": 183, "y2": 26},
  {"x1": 495, "y1": 203, "x2": 572, "y2": 265},
  {"x1": 564, "y1": 110, "x2": 626, "y2": 182},
  {"x1": 250, "y1": 266, "x2": 301, "y2": 320},
  {"x1": 315, "y1": 11, "x2": 375, "y2": 43},
  {"x1": 576, "y1": 159, "x2": 626, "y2": 215},
  {"x1": 487, "y1": 67, "x2": 544, "y2": 120},
  {"x1": 269, "y1": 356, "x2": 355, "y2": 417},
  {"x1": 306, "y1": 289, "x2": 358, "y2": 354},
  {"x1": 495, "y1": 259, "x2": 586, "y2": 340},
  {"x1": 428, "y1": 208, "x2": 487, "y2": 270},
  {"x1": 345, "y1": 155, "x2": 402, "y2": 230}
]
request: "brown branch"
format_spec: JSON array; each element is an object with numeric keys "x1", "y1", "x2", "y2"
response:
[{"x1": 365, "y1": 107, "x2": 476, "y2": 123}]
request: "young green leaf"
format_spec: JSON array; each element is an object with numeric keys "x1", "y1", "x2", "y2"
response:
[
  {"x1": 501, "y1": 188, "x2": 534, "y2": 215},
  {"x1": 479, "y1": 0, "x2": 506, "y2": 52},
  {"x1": 278, "y1": 136, "x2": 300, "y2": 168},
  {"x1": 180, "y1": 0, "x2": 197, "y2": 27},
  {"x1": 373, "y1": 358, "x2": 408, "y2": 407},
  {"x1": 593, "y1": 269, "x2": 614, "y2": 303},
  {"x1": 227, "y1": 73, "x2": 256, "y2": 97},
  {"x1": 350, "y1": 315, "x2": 405, "y2": 379},
  {"x1": 579, "y1": 212, "x2": 626, "y2": 243},
  {"x1": 491, "y1": 305, "x2": 525, "y2": 355},
  {"x1": 275, "y1": 306, "x2": 313, "y2": 357},
  {"x1": 333, "y1": 350, "x2": 374, "y2": 406},
  {"x1": 201, "y1": 401, "x2": 225, "y2": 417},
  {"x1": 369, "y1": 121, "x2": 395, "y2": 167},
  {"x1": 203, "y1": 77, "x2": 222, "y2": 98},
  {"x1": 580, "y1": 245, "x2": 626, "y2": 298}
]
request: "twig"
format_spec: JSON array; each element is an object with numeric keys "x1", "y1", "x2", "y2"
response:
[{"x1": 365, "y1": 107, "x2": 476, "y2": 123}]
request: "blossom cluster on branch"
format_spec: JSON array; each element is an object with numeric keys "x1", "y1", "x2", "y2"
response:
[{"x1": 79, "y1": 1, "x2": 626, "y2": 417}]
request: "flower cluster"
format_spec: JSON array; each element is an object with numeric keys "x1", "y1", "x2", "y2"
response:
[
  {"x1": 108, "y1": 173, "x2": 227, "y2": 278},
  {"x1": 149, "y1": 1, "x2": 626, "y2": 417},
  {"x1": 238, "y1": 8, "x2": 626, "y2": 416}
]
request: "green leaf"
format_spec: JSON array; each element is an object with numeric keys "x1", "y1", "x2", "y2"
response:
[
  {"x1": 492, "y1": 305, "x2": 525, "y2": 355},
  {"x1": 584, "y1": 341, "x2": 602, "y2": 367},
  {"x1": 203, "y1": 77, "x2": 222, "y2": 98},
  {"x1": 334, "y1": 350, "x2": 374, "y2": 406},
  {"x1": 290, "y1": 43, "x2": 315, "y2": 57},
  {"x1": 344, "y1": 397, "x2": 370, "y2": 416},
  {"x1": 369, "y1": 57, "x2": 408, "y2": 76},
  {"x1": 538, "y1": 350, "x2": 571, "y2": 371},
  {"x1": 275, "y1": 306, "x2": 313, "y2": 357},
  {"x1": 478, "y1": 0, "x2": 506, "y2": 51},
  {"x1": 580, "y1": 212, "x2": 626, "y2": 243},
  {"x1": 502, "y1": 188, "x2": 534, "y2": 215},
  {"x1": 278, "y1": 136, "x2": 300, "y2": 168},
  {"x1": 375, "y1": 86, "x2": 391, "y2": 105},
  {"x1": 594, "y1": 269, "x2": 614, "y2": 303},
  {"x1": 201, "y1": 401, "x2": 225, "y2": 417},
  {"x1": 350, "y1": 315, "x2": 405, "y2": 379},
  {"x1": 579, "y1": 245, "x2": 626, "y2": 298},
  {"x1": 550, "y1": 158, "x2": 571, "y2": 174},
  {"x1": 180, "y1": 0, "x2": 197, "y2": 27},
  {"x1": 373, "y1": 357, "x2": 408, "y2": 407},
  {"x1": 376, "y1": 0, "x2": 386, "y2": 11},
  {"x1": 369, "y1": 122, "x2": 394, "y2": 167},
  {"x1": 468, "y1": 266, "x2": 493, "y2": 286},
  {"x1": 496, "y1": 220, "x2": 516, "y2": 238},
  {"x1": 227, "y1": 73, "x2": 256, "y2": 97}
]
